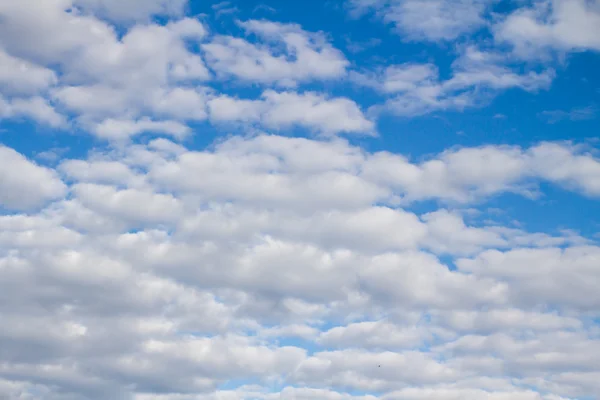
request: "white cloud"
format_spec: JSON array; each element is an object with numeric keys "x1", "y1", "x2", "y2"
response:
[
  {"x1": 527, "y1": 142, "x2": 600, "y2": 197},
  {"x1": 456, "y1": 245, "x2": 600, "y2": 310},
  {"x1": 0, "y1": 145, "x2": 67, "y2": 210},
  {"x1": 74, "y1": 0, "x2": 188, "y2": 22},
  {"x1": 0, "y1": 2, "x2": 599, "y2": 397},
  {"x1": 202, "y1": 19, "x2": 348, "y2": 87},
  {"x1": 0, "y1": 0, "x2": 117, "y2": 65},
  {"x1": 0, "y1": 1, "x2": 209, "y2": 136},
  {"x1": 72, "y1": 183, "x2": 184, "y2": 224},
  {"x1": 383, "y1": 387, "x2": 563, "y2": 400},
  {"x1": 0, "y1": 49, "x2": 57, "y2": 95},
  {"x1": 212, "y1": 1, "x2": 239, "y2": 18},
  {"x1": 93, "y1": 118, "x2": 191, "y2": 140},
  {"x1": 120, "y1": 134, "x2": 600, "y2": 208},
  {"x1": 495, "y1": 0, "x2": 600, "y2": 57},
  {"x1": 358, "y1": 251, "x2": 507, "y2": 309},
  {"x1": 318, "y1": 320, "x2": 429, "y2": 350},
  {"x1": 420, "y1": 209, "x2": 585, "y2": 256},
  {"x1": 59, "y1": 159, "x2": 141, "y2": 186},
  {"x1": 0, "y1": 134, "x2": 599, "y2": 398},
  {"x1": 356, "y1": 47, "x2": 554, "y2": 116},
  {"x1": 0, "y1": 95, "x2": 65, "y2": 127},
  {"x1": 208, "y1": 90, "x2": 374, "y2": 135},
  {"x1": 381, "y1": 63, "x2": 439, "y2": 93},
  {"x1": 293, "y1": 349, "x2": 461, "y2": 391},
  {"x1": 432, "y1": 309, "x2": 582, "y2": 334},
  {"x1": 347, "y1": 0, "x2": 494, "y2": 42}
]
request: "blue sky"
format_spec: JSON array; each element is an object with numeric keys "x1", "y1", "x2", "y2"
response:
[{"x1": 1, "y1": 0, "x2": 600, "y2": 399}]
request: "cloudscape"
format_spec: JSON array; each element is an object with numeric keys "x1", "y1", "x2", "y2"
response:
[{"x1": 0, "y1": 0, "x2": 600, "y2": 399}]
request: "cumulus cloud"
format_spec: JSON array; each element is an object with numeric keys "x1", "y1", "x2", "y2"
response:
[
  {"x1": 0, "y1": 134, "x2": 599, "y2": 398},
  {"x1": 0, "y1": 1, "x2": 208, "y2": 137},
  {"x1": 202, "y1": 19, "x2": 349, "y2": 87},
  {"x1": 495, "y1": 0, "x2": 600, "y2": 58},
  {"x1": 0, "y1": 95, "x2": 65, "y2": 127},
  {"x1": 208, "y1": 90, "x2": 374, "y2": 135},
  {"x1": 0, "y1": 145, "x2": 67, "y2": 210},
  {"x1": 0, "y1": 49, "x2": 57, "y2": 95},
  {"x1": 456, "y1": 245, "x2": 600, "y2": 309},
  {"x1": 353, "y1": 46, "x2": 554, "y2": 116},
  {"x1": 347, "y1": 0, "x2": 494, "y2": 42},
  {"x1": 1, "y1": 1, "x2": 600, "y2": 399}
]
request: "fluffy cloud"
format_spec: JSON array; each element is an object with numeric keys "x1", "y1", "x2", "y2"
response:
[
  {"x1": 0, "y1": 145, "x2": 67, "y2": 210},
  {"x1": 0, "y1": 2, "x2": 360, "y2": 138},
  {"x1": 1, "y1": 1, "x2": 600, "y2": 399},
  {"x1": 495, "y1": 0, "x2": 600, "y2": 57},
  {"x1": 456, "y1": 245, "x2": 600, "y2": 309},
  {"x1": 0, "y1": 1, "x2": 208, "y2": 135},
  {"x1": 347, "y1": 0, "x2": 494, "y2": 42},
  {"x1": 0, "y1": 134, "x2": 599, "y2": 398},
  {"x1": 208, "y1": 90, "x2": 374, "y2": 135},
  {"x1": 0, "y1": 49, "x2": 57, "y2": 95},
  {"x1": 203, "y1": 19, "x2": 349, "y2": 87},
  {"x1": 0, "y1": 95, "x2": 65, "y2": 127},
  {"x1": 353, "y1": 47, "x2": 554, "y2": 116}
]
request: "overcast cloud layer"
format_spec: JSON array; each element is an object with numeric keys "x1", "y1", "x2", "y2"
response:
[{"x1": 0, "y1": 0, "x2": 599, "y2": 399}]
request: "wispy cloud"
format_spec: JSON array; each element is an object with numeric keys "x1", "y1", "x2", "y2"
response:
[
  {"x1": 212, "y1": 1, "x2": 239, "y2": 18},
  {"x1": 538, "y1": 105, "x2": 597, "y2": 124}
]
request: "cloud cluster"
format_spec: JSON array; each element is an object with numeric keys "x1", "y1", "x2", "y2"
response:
[
  {"x1": 347, "y1": 0, "x2": 600, "y2": 117},
  {"x1": 0, "y1": 1, "x2": 367, "y2": 139},
  {"x1": 1, "y1": 0, "x2": 600, "y2": 399},
  {"x1": 2, "y1": 0, "x2": 592, "y2": 135},
  {"x1": 1, "y1": 134, "x2": 599, "y2": 398},
  {"x1": 352, "y1": 46, "x2": 554, "y2": 116}
]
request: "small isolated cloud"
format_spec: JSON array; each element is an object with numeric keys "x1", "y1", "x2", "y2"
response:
[
  {"x1": 538, "y1": 105, "x2": 597, "y2": 124},
  {"x1": 212, "y1": 1, "x2": 239, "y2": 17},
  {"x1": 35, "y1": 147, "x2": 70, "y2": 163},
  {"x1": 345, "y1": 37, "x2": 382, "y2": 53}
]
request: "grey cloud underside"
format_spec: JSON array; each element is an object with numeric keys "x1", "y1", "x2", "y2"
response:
[{"x1": 1, "y1": 135, "x2": 600, "y2": 399}]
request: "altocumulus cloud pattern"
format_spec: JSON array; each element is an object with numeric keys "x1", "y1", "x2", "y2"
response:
[{"x1": 1, "y1": 0, "x2": 600, "y2": 399}]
